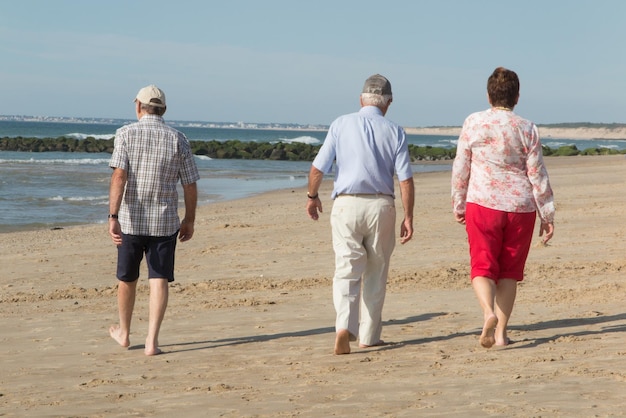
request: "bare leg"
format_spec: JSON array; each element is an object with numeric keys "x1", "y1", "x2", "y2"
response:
[
  {"x1": 110, "y1": 280, "x2": 137, "y2": 348},
  {"x1": 145, "y1": 278, "x2": 168, "y2": 356},
  {"x1": 334, "y1": 329, "x2": 351, "y2": 355},
  {"x1": 471, "y1": 276, "x2": 498, "y2": 348},
  {"x1": 494, "y1": 278, "x2": 518, "y2": 346}
]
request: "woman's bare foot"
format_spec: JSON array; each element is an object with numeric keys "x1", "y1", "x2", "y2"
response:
[
  {"x1": 144, "y1": 347, "x2": 163, "y2": 356},
  {"x1": 495, "y1": 337, "x2": 512, "y2": 347},
  {"x1": 334, "y1": 329, "x2": 351, "y2": 355},
  {"x1": 109, "y1": 325, "x2": 130, "y2": 348},
  {"x1": 479, "y1": 315, "x2": 498, "y2": 348},
  {"x1": 145, "y1": 339, "x2": 162, "y2": 356}
]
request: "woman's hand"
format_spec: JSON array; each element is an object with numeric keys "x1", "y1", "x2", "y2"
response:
[{"x1": 539, "y1": 221, "x2": 554, "y2": 244}]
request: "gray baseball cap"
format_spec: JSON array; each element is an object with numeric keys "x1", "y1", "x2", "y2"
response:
[{"x1": 362, "y1": 74, "x2": 392, "y2": 95}]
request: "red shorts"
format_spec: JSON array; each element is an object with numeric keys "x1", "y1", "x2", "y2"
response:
[{"x1": 465, "y1": 202, "x2": 536, "y2": 282}]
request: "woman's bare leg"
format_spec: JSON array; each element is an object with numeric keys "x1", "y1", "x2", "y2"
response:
[
  {"x1": 472, "y1": 276, "x2": 498, "y2": 348},
  {"x1": 494, "y1": 278, "x2": 518, "y2": 346}
]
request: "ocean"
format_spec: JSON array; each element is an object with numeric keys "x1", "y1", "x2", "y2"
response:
[{"x1": 1, "y1": 120, "x2": 624, "y2": 233}]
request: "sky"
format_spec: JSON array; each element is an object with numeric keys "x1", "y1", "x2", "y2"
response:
[{"x1": 1, "y1": 1, "x2": 626, "y2": 127}]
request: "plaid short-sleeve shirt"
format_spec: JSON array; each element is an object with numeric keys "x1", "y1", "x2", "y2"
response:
[{"x1": 110, "y1": 115, "x2": 200, "y2": 236}]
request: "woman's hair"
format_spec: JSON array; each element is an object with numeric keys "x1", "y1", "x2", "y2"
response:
[{"x1": 487, "y1": 67, "x2": 519, "y2": 108}]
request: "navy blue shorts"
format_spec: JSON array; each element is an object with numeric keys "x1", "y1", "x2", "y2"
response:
[{"x1": 116, "y1": 231, "x2": 179, "y2": 282}]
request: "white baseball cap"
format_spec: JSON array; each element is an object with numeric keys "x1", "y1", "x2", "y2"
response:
[{"x1": 135, "y1": 85, "x2": 166, "y2": 108}]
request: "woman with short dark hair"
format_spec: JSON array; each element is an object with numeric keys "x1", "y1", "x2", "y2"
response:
[{"x1": 451, "y1": 67, "x2": 555, "y2": 348}]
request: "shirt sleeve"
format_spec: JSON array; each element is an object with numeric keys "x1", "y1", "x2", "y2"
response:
[
  {"x1": 312, "y1": 124, "x2": 337, "y2": 174},
  {"x1": 451, "y1": 118, "x2": 471, "y2": 215},
  {"x1": 109, "y1": 129, "x2": 128, "y2": 171},
  {"x1": 526, "y1": 125, "x2": 555, "y2": 223},
  {"x1": 178, "y1": 133, "x2": 200, "y2": 185},
  {"x1": 394, "y1": 127, "x2": 413, "y2": 181}
]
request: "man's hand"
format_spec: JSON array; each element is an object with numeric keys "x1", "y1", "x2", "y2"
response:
[
  {"x1": 399, "y1": 217, "x2": 413, "y2": 244},
  {"x1": 306, "y1": 197, "x2": 323, "y2": 221},
  {"x1": 109, "y1": 219, "x2": 123, "y2": 246},
  {"x1": 179, "y1": 220, "x2": 195, "y2": 242}
]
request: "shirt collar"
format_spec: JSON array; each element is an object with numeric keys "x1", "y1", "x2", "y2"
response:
[
  {"x1": 359, "y1": 106, "x2": 384, "y2": 116},
  {"x1": 139, "y1": 114, "x2": 164, "y2": 122}
]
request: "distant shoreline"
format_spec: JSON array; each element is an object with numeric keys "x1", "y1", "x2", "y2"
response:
[
  {"x1": 192, "y1": 125, "x2": 626, "y2": 141},
  {"x1": 405, "y1": 126, "x2": 626, "y2": 140},
  {"x1": 2, "y1": 116, "x2": 626, "y2": 140}
]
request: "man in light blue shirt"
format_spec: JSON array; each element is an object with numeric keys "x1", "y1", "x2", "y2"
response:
[{"x1": 306, "y1": 74, "x2": 415, "y2": 355}]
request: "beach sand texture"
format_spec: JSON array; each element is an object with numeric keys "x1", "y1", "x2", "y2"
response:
[{"x1": 1, "y1": 155, "x2": 625, "y2": 417}]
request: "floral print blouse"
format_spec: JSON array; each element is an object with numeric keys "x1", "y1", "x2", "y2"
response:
[{"x1": 451, "y1": 108, "x2": 555, "y2": 223}]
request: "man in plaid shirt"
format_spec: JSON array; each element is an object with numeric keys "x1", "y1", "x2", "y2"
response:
[{"x1": 108, "y1": 85, "x2": 200, "y2": 355}]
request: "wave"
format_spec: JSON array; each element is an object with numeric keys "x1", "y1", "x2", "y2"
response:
[
  {"x1": 543, "y1": 140, "x2": 619, "y2": 149},
  {"x1": 189, "y1": 135, "x2": 323, "y2": 145},
  {"x1": 273, "y1": 136, "x2": 322, "y2": 145},
  {"x1": 411, "y1": 138, "x2": 458, "y2": 148},
  {"x1": 65, "y1": 132, "x2": 116, "y2": 140},
  {"x1": 0, "y1": 157, "x2": 110, "y2": 165},
  {"x1": 195, "y1": 155, "x2": 213, "y2": 160},
  {"x1": 48, "y1": 195, "x2": 109, "y2": 202}
]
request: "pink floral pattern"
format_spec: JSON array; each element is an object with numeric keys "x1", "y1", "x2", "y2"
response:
[{"x1": 451, "y1": 108, "x2": 555, "y2": 223}]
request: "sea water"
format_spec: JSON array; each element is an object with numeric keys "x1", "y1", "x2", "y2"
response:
[{"x1": 1, "y1": 120, "x2": 624, "y2": 232}]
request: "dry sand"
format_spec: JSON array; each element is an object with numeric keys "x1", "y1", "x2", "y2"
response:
[{"x1": 1, "y1": 155, "x2": 625, "y2": 417}]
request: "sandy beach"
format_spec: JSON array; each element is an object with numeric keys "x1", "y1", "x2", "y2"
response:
[{"x1": 1, "y1": 155, "x2": 626, "y2": 416}]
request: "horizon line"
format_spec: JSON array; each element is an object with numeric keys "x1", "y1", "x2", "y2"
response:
[{"x1": 1, "y1": 114, "x2": 626, "y2": 130}]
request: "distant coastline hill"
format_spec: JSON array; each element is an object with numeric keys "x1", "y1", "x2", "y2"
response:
[{"x1": 405, "y1": 122, "x2": 626, "y2": 140}]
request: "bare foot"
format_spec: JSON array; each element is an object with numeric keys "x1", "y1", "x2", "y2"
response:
[
  {"x1": 109, "y1": 325, "x2": 130, "y2": 348},
  {"x1": 144, "y1": 347, "x2": 163, "y2": 356},
  {"x1": 495, "y1": 337, "x2": 512, "y2": 347},
  {"x1": 145, "y1": 339, "x2": 162, "y2": 356},
  {"x1": 359, "y1": 340, "x2": 385, "y2": 348},
  {"x1": 479, "y1": 315, "x2": 498, "y2": 348},
  {"x1": 334, "y1": 329, "x2": 351, "y2": 355}
]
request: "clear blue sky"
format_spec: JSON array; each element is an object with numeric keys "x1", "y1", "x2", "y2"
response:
[{"x1": 1, "y1": 1, "x2": 625, "y2": 127}]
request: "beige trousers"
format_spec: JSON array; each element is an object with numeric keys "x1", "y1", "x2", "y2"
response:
[{"x1": 330, "y1": 194, "x2": 396, "y2": 346}]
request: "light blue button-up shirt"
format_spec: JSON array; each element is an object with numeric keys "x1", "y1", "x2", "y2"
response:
[{"x1": 313, "y1": 106, "x2": 413, "y2": 199}]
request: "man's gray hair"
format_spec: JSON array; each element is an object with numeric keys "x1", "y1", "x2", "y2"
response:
[
  {"x1": 361, "y1": 93, "x2": 392, "y2": 107},
  {"x1": 140, "y1": 102, "x2": 166, "y2": 116}
]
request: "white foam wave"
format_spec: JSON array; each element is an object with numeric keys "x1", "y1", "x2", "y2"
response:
[
  {"x1": 48, "y1": 195, "x2": 108, "y2": 202},
  {"x1": 277, "y1": 136, "x2": 322, "y2": 145},
  {"x1": 0, "y1": 158, "x2": 110, "y2": 165},
  {"x1": 195, "y1": 155, "x2": 213, "y2": 160},
  {"x1": 544, "y1": 141, "x2": 569, "y2": 148},
  {"x1": 65, "y1": 132, "x2": 116, "y2": 140}
]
